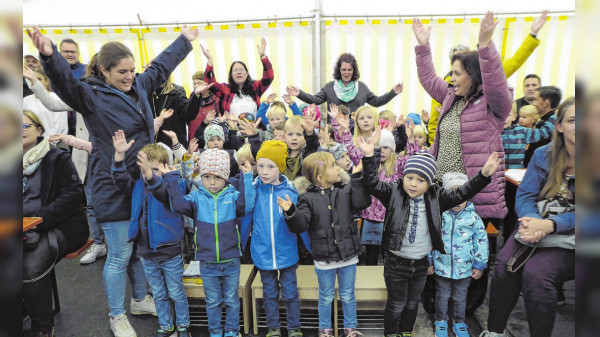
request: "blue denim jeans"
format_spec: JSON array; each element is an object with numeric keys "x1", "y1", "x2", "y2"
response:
[
  {"x1": 84, "y1": 175, "x2": 104, "y2": 244},
  {"x1": 200, "y1": 258, "x2": 241, "y2": 334},
  {"x1": 315, "y1": 264, "x2": 358, "y2": 329},
  {"x1": 258, "y1": 263, "x2": 301, "y2": 330},
  {"x1": 141, "y1": 255, "x2": 190, "y2": 330},
  {"x1": 434, "y1": 275, "x2": 471, "y2": 323},
  {"x1": 383, "y1": 252, "x2": 429, "y2": 335},
  {"x1": 102, "y1": 220, "x2": 148, "y2": 317}
]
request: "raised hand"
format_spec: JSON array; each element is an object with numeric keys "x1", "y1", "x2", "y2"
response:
[
  {"x1": 286, "y1": 85, "x2": 300, "y2": 97},
  {"x1": 421, "y1": 109, "x2": 430, "y2": 124},
  {"x1": 277, "y1": 194, "x2": 293, "y2": 212},
  {"x1": 412, "y1": 18, "x2": 432, "y2": 45},
  {"x1": 257, "y1": 37, "x2": 267, "y2": 57},
  {"x1": 405, "y1": 118, "x2": 415, "y2": 141},
  {"x1": 481, "y1": 152, "x2": 501, "y2": 177},
  {"x1": 479, "y1": 11, "x2": 498, "y2": 48},
  {"x1": 239, "y1": 160, "x2": 253, "y2": 174},
  {"x1": 26, "y1": 27, "x2": 53, "y2": 56},
  {"x1": 187, "y1": 137, "x2": 199, "y2": 155},
  {"x1": 239, "y1": 117, "x2": 261, "y2": 136},
  {"x1": 371, "y1": 128, "x2": 382, "y2": 147},
  {"x1": 136, "y1": 151, "x2": 153, "y2": 181},
  {"x1": 158, "y1": 163, "x2": 177, "y2": 175},
  {"x1": 328, "y1": 103, "x2": 340, "y2": 120},
  {"x1": 224, "y1": 111, "x2": 239, "y2": 130},
  {"x1": 282, "y1": 93, "x2": 294, "y2": 105},
  {"x1": 112, "y1": 130, "x2": 135, "y2": 161},
  {"x1": 23, "y1": 64, "x2": 38, "y2": 83},
  {"x1": 204, "y1": 110, "x2": 217, "y2": 125},
  {"x1": 352, "y1": 160, "x2": 363, "y2": 174},
  {"x1": 159, "y1": 108, "x2": 174, "y2": 120},
  {"x1": 302, "y1": 110, "x2": 318, "y2": 134},
  {"x1": 392, "y1": 82, "x2": 404, "y2": 95},
  {"x1": 195, "y1": 82, "x2": 213, "y2": 95},
  {"x1": 396, "y1": 115, "x2": 407, "y2": 128},
  {"x1": 181, "y1": 24, "x2": 199, "y2": 42},
  {"x1": 338, "y1": 113, "x2": 350, "y2": 132},
  {"x1": 162, "y1": 129, "x2": 179, "y2": 145},
  {"x1": 355, "y1": 136, "x2": 375, "y2": 157},
  {"x1": 265, "y1": 92, "x2": 277, "y2": 105},
  {"x1": 531, "y1": 10, "x2": 548, "y2": 36}
]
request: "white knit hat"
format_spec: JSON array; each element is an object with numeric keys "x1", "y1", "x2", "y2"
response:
[
  {"x1": 442, "y1": 172, "x2": 469, "y2": 191},
  {"x1": 199, "y1": 149, "x2": 230, "y2": 180},
  {"x1": 379, "y1": 129, "x2": 396, "y2": 152}
]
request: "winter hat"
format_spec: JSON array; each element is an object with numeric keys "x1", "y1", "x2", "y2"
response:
[
  {"x1": 329, "y1": 143, "x2": 348, "y2": 161},
  {"x1": 407, "y1": 113, "x2": 422, "y2": 125},
  {"x1": 156, "y1": 142, "x2": 174, "y2": 165},
  {"x1": 403, "y1": 151, "x2": 437, "y2": 186},
  {"x1": 379, "y1": 129, "x2": 396, "y2": 152},
  {"x1": 299, "y1": 103, "x2": 322, "y2": 122},
  {"x1": 256, "y1": 140, "x2": 288, "y2": 173},
  {"x1": 199, "y1": 149, "x2": 230, "y2": 180},
  {"x1": 442, "y1": 172, "x2": 469, "y2": 191},
  {"x1": 204, "y1": 124, "x2": 225, "y2": 142}
]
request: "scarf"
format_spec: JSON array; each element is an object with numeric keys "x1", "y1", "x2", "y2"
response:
[
  {"x1": 23, "y1": 137, "x2": 50, "y2": 176},
  {"x1": 284, "y1": 154, "x2": 302, "y2": 181},
  {"x1": 333, "y1": 80, "x2": 359, "y2": 103}
]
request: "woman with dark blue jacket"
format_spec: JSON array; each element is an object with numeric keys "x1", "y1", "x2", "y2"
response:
[{"x1": 28, "y1": 26, "x2": 199, "y2": 336}]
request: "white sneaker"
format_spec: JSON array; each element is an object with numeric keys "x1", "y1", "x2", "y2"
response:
[
  {"x1": 80, "y1": 243, "x2": 108, "y2": 264},
  {"x1": 479, "y1": 331, "x2": 506, "y2": 337},
  {"x1": 110, "y1": 313, "x2": 137, "y2": 337},
  {"x1": 130, "y1": 294, "x2": 157, "y2": 316}
]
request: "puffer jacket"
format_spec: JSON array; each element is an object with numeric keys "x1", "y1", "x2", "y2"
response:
[
  {"x1": 285, "y1": 170, "x2": 371, "y2": 262},
  {"x1": 251, "y1": 174, "x2": 309, "y2": 270},
  {"x1": 362, "y1": 154, "x2": 491, "y2": 254},
  {"x1": 432, "y1": 202, "x2": 488, "y2": 279},
  {"x1": 416, "y1": 41, "x2": 512, "y2": 219}
]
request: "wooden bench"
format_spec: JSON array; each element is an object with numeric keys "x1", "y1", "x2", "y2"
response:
[
  {"x1": 336, "y1": 266, "x2": 386, "y2": 332},
  {"x1": 251, "y1": 265, "x2": 339, "y2": 336},
  {"x1": 183, "y1": 264, "x2": 257, "y2": 334}
]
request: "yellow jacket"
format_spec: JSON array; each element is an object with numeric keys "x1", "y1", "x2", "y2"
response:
[{"x1": 427, "y1": 34, "x2": 540, "y2": 143}]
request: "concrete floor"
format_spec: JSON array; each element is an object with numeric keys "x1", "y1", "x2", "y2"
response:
[{"x1": 23, "y1": 246, "x2": 574, "y2": 337}]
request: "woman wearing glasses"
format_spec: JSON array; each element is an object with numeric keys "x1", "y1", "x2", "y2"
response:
[{"x1": 200, "y1": 37, "x2": 274, "y2": 118}]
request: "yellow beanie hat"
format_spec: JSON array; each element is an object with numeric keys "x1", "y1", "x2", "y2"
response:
[{"x1": 256, "y1": 140, "x2": 288, "y2": 173}]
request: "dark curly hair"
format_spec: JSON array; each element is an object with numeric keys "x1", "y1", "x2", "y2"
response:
[
  {"x1": 450, "y1": 51, "x2": 482, "y2": 99},
  {"x1": 333, "y1": 53, "x2": 360, "y2": 81},
  {"x1": 228, "y1": 61, "x2": 255, "y2": 97}
]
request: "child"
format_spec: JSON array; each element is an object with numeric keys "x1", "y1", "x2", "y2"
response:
[
  {"x1": 250, "y1": 140, "x2": 309, "y2": 337},
  {"x1": 279, "y1": 151, "x2": 371, "y2": 337},
  {"x1": 272, "y1": 121, "x2": 286, "y2": 141},
  {"x1": 257, "y1": 104, "x2": 286, "y2": 141},
  {"x1": 110, "y1": 130, "x2": 190, "y2": 337},
  {"x1": 502, "y1": 105, "x2": 554, "y2": 169},
  {"x1": 360, "y1": 128, "x2": 421, "y2": 266},
  {"x1": 328, "y1": 142, "x2": 353, "y2": 173},
  {"x1": 517, "y1": 104, "x2": 540, "y2": 128},
  {"x1": 162, "y1": 149, "x2": 255, "y2": 337},
  {"x1": 187, "y1": 70, "x2": 221, "y2": 141},
  {"x1": 319, "y1": 125, "x2": 336, "y2": 149},
  {"x1": 330, "y1": 105, "x2": 380, "y2": 166},
  {"x1": 432, "y1": 173, "x2": 489, "y2": 337},
  {"x1": 257, "y1": 93, "x2": 303, "y2": 129},
  {"x1": 355, "y1": 137, "x2": 500, "y2": 337},
  {"x1": 413, "y1": 125, "x2": 429, "y2": 150},
  {"x1": 379, "y1": 109, "x2": 408, "y2": 151}
]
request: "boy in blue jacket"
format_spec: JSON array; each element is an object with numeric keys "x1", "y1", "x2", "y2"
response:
[
  {"x1": 162, "y1": 148, "x2": 255, "y2": 337},
  {"x1": 431, "y1": 173, "x2": 488, "y2": 337},
  {"x1": 110, "y1": 130, "x2": 190, "y2": 337}
]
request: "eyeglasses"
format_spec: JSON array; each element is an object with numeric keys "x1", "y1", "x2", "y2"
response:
[
  {"x1": 23, "y1": 123, "x2": 34, "y2": 130},
  {"x1": 60, "y1": 50, "x2": 78, "y2": 54},
  {"x1": 232, "y1": 69, "x2": 246, "y2": 74}
]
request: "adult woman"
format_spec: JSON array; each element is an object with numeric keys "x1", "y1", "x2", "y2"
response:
[
  {"x1": 481, "y1": 98, "x2": 575, "y2": 337},
  {"x1": 28, "y1": 25, "x2": 198, "y2": 336},
  {"x1": 200, "y1": 38, "x2": 273, "y2": 117},
  {"x1": 22, "y1": 66, "x2": 68, "y2": 139},
  {"x1": 286, "y1": 52, "x2": 403, "y2": 113},
  {"x1": 23, "y1": 110, "x2": 89, "y2": 337}
]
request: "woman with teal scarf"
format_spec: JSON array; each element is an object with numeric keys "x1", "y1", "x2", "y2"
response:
[{"x1": 286, "y1": 53, "x2": 403, "y2": 114}]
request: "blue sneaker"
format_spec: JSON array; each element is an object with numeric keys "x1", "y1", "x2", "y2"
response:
[
  {"x1": 453, "y1": 323, "x2": 470, "y2": 337},
  {"x1": 224, "y1": 331, "x2": 239, "y2": 337},
  {"x1": 434, "y1": 320, "x2": 448, "y2": 337},
  {"x1": 209, "y1": 330, "x2": 223, "y2": 337}
]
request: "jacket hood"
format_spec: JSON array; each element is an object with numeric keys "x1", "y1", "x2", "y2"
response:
[{"x1": 293, "y1": 168, "x2": 351, "y2": 194}]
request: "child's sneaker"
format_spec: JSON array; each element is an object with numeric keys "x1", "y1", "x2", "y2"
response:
[
  {"x1": 434, "y1": 320, "x2": 448, "y2": 337},
  {"x1": 130, "y1": 294, "x2": 157, "y2": 316},
  {"x1": 224, "y1": 331, "x2": 240, "y2": 337},
  {"x1": 176, "y1": 327, "x2": 190, "y2": 337},
  {"x1": 344, "y1": 328, "x2": 363, "y2": 337},
  {"x1": 109, "y1": 314, "x2": 136, "y2": 337},
  {"x1": 266, "y1": 329, "x2": 281, "y2": 337},
  {"x1": 479, "y1": 331, "x2": 506, "y2": 337},
  {"x1": 289, "y1": 329, "x2": 303, "y2": 337},
  {"x1": 156, "y1": 327, "x2": 177, "y2": 337},
  {"x1": 209, "y1": 330, "x2": 222, "y2": 337},
  {"x1": 400, "y1": 333, "x2": 412, "y2": 337},
  {"x1": 318, "y1": 329, "x2": 333, "y2": 337},
  {"x1": 452, "y1": 323, "x2": 469, "y2": 337}
]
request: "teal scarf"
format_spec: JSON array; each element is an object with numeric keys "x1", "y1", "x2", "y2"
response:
[{"x1": 333, "y1": 80, "x2": 359, "y2": 103}]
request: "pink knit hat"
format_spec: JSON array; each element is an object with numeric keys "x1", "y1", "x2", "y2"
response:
[{"x1": 199, "y1": 149, "x2": 230, "y2": 180}]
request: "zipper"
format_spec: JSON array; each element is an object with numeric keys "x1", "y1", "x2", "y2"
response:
[
  {"x1": 270, "y1": 186, "x2": 277, "y2": 269},
  {"x1": 450, "y1": 214, "x2": 455, "y2": 279},
  {"x1": 213, "y1": 194, "x2": 220, "y2": 261}
]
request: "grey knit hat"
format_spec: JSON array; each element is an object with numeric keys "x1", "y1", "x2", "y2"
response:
[
  {"x1": 329, "y1": 143, "x2": 348, "y2": 161},
  {"x1": 442, "y1": 172, "x2": 469, "y2": 191}
]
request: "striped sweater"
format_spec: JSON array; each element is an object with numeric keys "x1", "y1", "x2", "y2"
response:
[{"x1": 501, "y1": 120, "x2": 554, "y2": 169}]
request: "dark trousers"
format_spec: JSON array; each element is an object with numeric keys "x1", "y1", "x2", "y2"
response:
[
  {"x1": 487, "y1": 236, "x2": 575, "y2": 337},
  {"x1": 383, "y1": 252, "x2": 429, "y2": 335},
  {"x1": 435, "y1": 275, "x2": 471, "y2": 323},
  {"x1": 364, "y1": 244, "x2": 380, "y2": 266}
]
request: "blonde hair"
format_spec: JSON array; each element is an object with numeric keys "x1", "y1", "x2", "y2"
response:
[
  {"x1": 381, "y1": 153, "x2": 398, "y2": 177},
  {"x1": 413, "y1": 125, "x2": 427, "y2": 138},
  {"x1": 379, "y1": 110, "x2": 396, "y2": 122},
  {"x1": 284, "y1": 115, "x2": 305, "y2": 132},
  {"x1": 540, "y1": 97, "x2": 575, "y2": 199},
  {"x1": 140, "y1": 144, "x2": 169, "y2": 165},
  {"x1": 302, "y1": 151, "x2": 335, "y2": 185},
  {"x1": 23, "y1": 110, "x2": 45, "y2": 134},
  {"x1": 192, "y1": 71, "x2": 205, "y2": 81},
  {"x1": 266, "y1": 105, "x2": 287, "y2": 120},
  {"x1": 519, "y1": 105, "x2": 540, "y2": 122},
  {"x1": 273, "y1": 121, "x2": 286, "y2": 132},
  {"x1": 353, "y1": 106, "x2": 380, "y2": 140},
  {"x1": 236, "y1": 143, "x2": 254, "y2": 165}
]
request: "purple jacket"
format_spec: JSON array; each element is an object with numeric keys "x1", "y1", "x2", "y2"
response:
[{"x1": 415, "y1": 42, "x2": 512, "y2": 219}]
